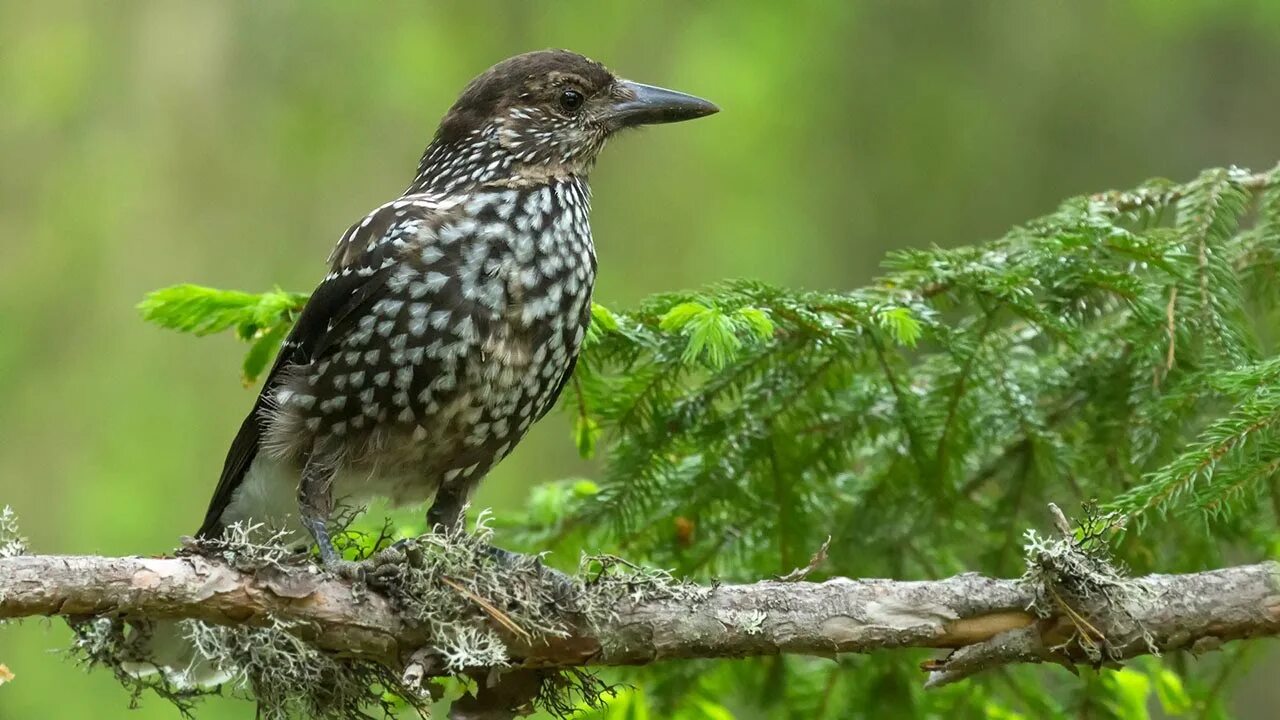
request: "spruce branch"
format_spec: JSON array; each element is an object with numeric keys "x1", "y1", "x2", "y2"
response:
[{"x1": 99, "y1": 161, "x2": 1280, "y2": 715}]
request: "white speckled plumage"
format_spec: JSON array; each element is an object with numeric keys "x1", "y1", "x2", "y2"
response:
[
  {"x1": 216, "y1": 163, "x2": 595, "y2": 538},
  {"x1": 196, "y1": 49, "x2": 717, "y2": 559},
  {"x1": 267, "y1": 176, "x2": 596, "y2": 481}
]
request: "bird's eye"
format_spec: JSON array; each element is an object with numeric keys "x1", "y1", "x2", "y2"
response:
[{"x1": 559, "y1": 89, "x2": 584, "y2": 112}]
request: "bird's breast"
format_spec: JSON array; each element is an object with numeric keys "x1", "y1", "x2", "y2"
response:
[
  {"x1": 263, "y1": 179, "x2": 596, "y2": 492},
  {"x1": 462, "y1": 181, "x2": 596, "y2": 420}
]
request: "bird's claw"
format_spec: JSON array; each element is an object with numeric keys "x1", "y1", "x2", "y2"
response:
[
  {"x1": 323, "y1": 558, "x2": 368, "y2": 583},
  {"x1": 484, "y1": 544, "x2": 577, "y2": 600},
  {"x1": 316, "y1": 535, "x2": 578, "y2": 602},
  {"x1": 312, "y1": 534, "x2": 372, "y2": 583}
]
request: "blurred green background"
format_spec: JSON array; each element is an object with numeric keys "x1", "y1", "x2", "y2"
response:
[{"x1": 3, "y1": 1, "x2": 1280, "y2": 717}]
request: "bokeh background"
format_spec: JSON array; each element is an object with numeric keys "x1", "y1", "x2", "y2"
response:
[{"x1": 3, "y1": 1, "x2": 1280, "y2": 717}]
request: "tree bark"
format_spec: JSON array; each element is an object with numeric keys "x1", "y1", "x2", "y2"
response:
[{"x1": 2, "y1": 553, "x2": 1277, "y2": 685}]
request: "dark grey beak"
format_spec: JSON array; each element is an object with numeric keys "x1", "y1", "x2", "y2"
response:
[{"x1": 605, "y1": 80, "x2": 719, "y2": 128}]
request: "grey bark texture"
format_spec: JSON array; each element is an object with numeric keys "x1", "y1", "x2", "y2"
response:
[{"x1": 2, "y1": 553, "x2": 1277, "y2": 685}]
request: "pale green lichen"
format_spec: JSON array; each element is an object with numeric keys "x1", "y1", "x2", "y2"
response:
[
  {"x1": 436, "y1": 626, "x2": 510, "y2": 673},
  {"x1": 578, "y1": 554, "x2": 714, "y2": 608},
  {"x1": 75, "y1": 510, "x2": 704, "y2": 718},
  {"x1": 0, "y1": 505, "x2": 26, "y2": 558},
  {"x1": 1020, "y1": 504, "x2": 1153, "y2": 662},
  {"x1": 183, "y1": 617, "x2": 425, "y2": 720},
  {"x1": 184, "y1": 520, "x2": 299, "y2": 571},
  {"x1": 67, "y1": 617, "x2": 212, "y2": 717},
  {"x1": 720, "y1": 609, "x2": 767, "y2": 635}
]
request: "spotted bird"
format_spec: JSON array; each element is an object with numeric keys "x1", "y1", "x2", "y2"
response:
[{"x1": 196, "y1": 50, "x2": 718, "y2": 570}]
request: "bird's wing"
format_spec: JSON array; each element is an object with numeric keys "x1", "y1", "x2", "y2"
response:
[{"x1": 196, "y1": 197, "x2": 446, "y2": 537}]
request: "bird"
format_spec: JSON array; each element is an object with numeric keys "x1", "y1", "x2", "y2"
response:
[{"x1": 195, "y1": 49, "x2": 718, "y2": 571}]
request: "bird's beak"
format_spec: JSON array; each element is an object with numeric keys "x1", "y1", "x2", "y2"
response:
[{"x1": 604, "y1": 81, "x2": 719, "y2": 128}]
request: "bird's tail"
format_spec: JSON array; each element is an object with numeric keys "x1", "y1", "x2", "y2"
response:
[{"x1": 119, "y1": 619, "x2": 235, "y2": 689}]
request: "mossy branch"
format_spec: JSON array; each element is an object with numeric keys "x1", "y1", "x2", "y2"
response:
[{"x1": 1, "y1": 544, "x2": 1276, "y2": 693}]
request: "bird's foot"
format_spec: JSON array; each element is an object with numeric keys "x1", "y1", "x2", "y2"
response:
[
  {"x1": 307, "y1": 520, "x2": 371, "y2": 582},
  {"x1": 310, "y1": 520, "x2": 579, "y2": 598},
  {"x1": 323, "y1": 557, "x2": 369, "y2": 582},
  {"x1": 483, "y1": 544, "x2": 577, "y2": 600}
]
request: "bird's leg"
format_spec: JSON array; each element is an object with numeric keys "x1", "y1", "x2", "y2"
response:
[
  {"x1": 360, "y1": 486, "x2": 465, "y2": 565},
  {"x1": 297, "y1": 446, "x2": 358, "y2": 575},
  {"x1": 426, "y1": 485, "x2": 466, "y2": 534},
  {"x1": 426, "y1": 480, "x2": 574, "y2": 593},
  {"x1": 427, "y1": 481, "x2": 534, "y2": 562}
]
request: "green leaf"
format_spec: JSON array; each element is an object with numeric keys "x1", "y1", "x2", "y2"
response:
[
  {"x1": 572, "y1": 479, "x2": 600, "y2": 497},
  {"x1": 138, "y1": 284, "x2": 306, "y2": 338},
  {"x1": 876, "y1": 305, "x2": 922, "y2": 347},
  {"x1": 735, "y1": 306, "x2": 775, "y2": 339},
  {"x1": 586, "y1": 303, "x2": 623, "y2": 348},
  {"x1": 591, "y1": 303, "x2": 620, "y2": 333},
  {"x1": 683, "y1": 308, "x2": 742, "y2": 369},
  {"x1": 241, "y1": 323, "x2": 289, "y2": 386},
  {"x1": 141, "y1": 284, "x2": 307, "y2": 384},
  {"x1": 659, "y1": 301, "x2": 710, "y2": 331}
]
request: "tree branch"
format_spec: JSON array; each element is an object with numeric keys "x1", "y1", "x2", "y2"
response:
[{"x1": 2, "y1": 553, "x2": 1277, "y2": 685}]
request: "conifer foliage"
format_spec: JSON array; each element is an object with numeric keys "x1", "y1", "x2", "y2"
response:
[{"x1": 140, "y1": 165, "x2": 1280, "y2": 718}]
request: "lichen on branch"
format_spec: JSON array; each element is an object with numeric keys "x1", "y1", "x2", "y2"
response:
[{"x1": 2, "y1": 506, "x2": 1279, "y2": 719}]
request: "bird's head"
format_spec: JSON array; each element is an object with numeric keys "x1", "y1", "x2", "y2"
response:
[{"x1": 412, "y1": 49, "x2": 718, "y2": 192}]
